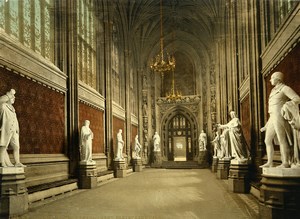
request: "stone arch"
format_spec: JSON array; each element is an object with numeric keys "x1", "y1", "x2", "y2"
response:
[{"x1": 160, "y1": 106, "x2": 199, "y2": 161}]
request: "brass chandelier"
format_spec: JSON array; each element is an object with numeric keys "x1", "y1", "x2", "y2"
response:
[
  {"x1": 166, "y1": 68, "x2": 182, "y2": 101},
  {"x1": 150, "y1": 0, "x2": 175, "y2": 73}
]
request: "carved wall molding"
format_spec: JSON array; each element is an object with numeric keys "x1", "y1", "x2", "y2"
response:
[
  {"x1": 79, "y1": 81, "x2": 105, "y2": 110},
  {"x1": 261, "y1": 4, "x2": 300, "y2": 77},
  {"x1": 0, "y1": 32, "x2": 67, "y2": 92}
]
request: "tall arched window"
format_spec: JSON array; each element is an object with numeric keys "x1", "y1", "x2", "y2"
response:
[
  {"x1": 77, "y1": 0, "x2": 97, "y2": 89},
  {"x1": 0, "y1": 0, "x2": 54, "y2": 61}
]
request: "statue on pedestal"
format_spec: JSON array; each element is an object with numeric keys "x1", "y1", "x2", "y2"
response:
[
  {"x1": 218, "y1": 111, "x2": 250, "y2": 162},
  {"x1": 199, "y1": 130, "x2": 207, "y2": 151},
  {"x1": 0, "y1": 89, "x2": 25, "y2": 167},
  {"x1": 211, "y1": 131, "x2": 221, "y2": 158},
  {"x1": 115, "y1": 129, "x2": 124, "y2": 160},
  {"x1": 80, "y1": 120, "x2": 94, "y2": 164},
  {"x1": 260, "y1": 72, "x2": 300, "y2": 168},
  {"x1": 153, "y1": 131, "x2": 161, "y2": 152},
  {"x1": 134, "y1": 135, "x2": 142, "y2": 158}
]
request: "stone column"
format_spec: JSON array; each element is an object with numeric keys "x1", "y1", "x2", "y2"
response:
[
  {"x1": 0, "y1": 167, "x2": 28, "y2": 218},
  {"x1": 132, "y1": 158, "x2": 143, "y2": 172},
  {"x1": 151, "y1": 151, "x2": 162, "y2": 168},
  {"x1": 113, "y1": 159, "x2": 127, "y2": 178},
  {"x1": 78, "y1": 161, "x2": 97, "y2": 189},
  {"x1": 216, "y1": 158, "x2": 230, "y2": 179},
  {"x1": 259, "y1": 168, "x2": 300, "y2": 218},
  {"x1": 211, "y1": 156, "x2": 218, "y2": 172},
  {"x1": 228, "y1": 159, "x2": 250, "y2": 193}
]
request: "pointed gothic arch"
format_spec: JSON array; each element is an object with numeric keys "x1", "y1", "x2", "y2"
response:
[{"x1": 160, "y1": 106, "x2": 199, "y2": 161}]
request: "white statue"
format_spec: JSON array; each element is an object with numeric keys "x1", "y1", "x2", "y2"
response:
[
  {"x1": 281, "y1": 101, "x2": 300, "y2": 167},
  {"x1": 218, "y1": 111, "x2": 250, "y2": 162},
  {"x1": 134, "y1": 135, "x2": 142, "y2": 158},
  {"x1": 211, "y1": 131, "x2": 221, "y2": 158},
  {"x1": 260, "y1": 72, "x2": 300, "y2": 168},
  {"x1": 0, "y1": 89, "x2": 26, "y2": 167},
  {"x1": 198, "y1": 130, "x2": 207, "y2": 151},
  {"x1": 80, "y1": 120, "x2": 94, "y2": 163},
  {"x1": 153, "y1": 132, "x2": 161, "y2": 152},
  {"x1": 220, "y1": 129, "x2": 231, "y2": 158},
  {"x1": 115, "y1": 129, "x2": 124, "y2": 160}
]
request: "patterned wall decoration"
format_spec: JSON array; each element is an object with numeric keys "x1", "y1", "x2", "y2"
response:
[
  {"x1": 112, "y1": 116, "x2": 125, "y2": 155},
  {"x1": 79, "y1": 102, "x2": 104, "y2": 153},
  {"x1": 240, "y1": 94, "x2": 251, "y2": 147},
  {"x1": 0, "y1": 67, "x2": 65, "y2": 154}
]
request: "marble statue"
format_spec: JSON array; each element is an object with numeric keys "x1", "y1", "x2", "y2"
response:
[
  {"x1": 0, "y1": 89, "x2": 26, "y2": 167},
  {"x1": 218, "y1": 111, "x2": 250, "y2": 162},
  {"x1": 134, "y1": 135, "x2": 142, "y2": 158},
  {"x1": 153, "y1": 132, "x2": 161, "y2": 152},
  {"x1": 220, "y1": 129, "x2": 231, "y2": 158},
  {"x1": 80, "y1": 120, "x2": 94, "y2": 163},
  {"x1": 115, "y1": 129, "x2": 124, "y2": 160},
  {"x1": 260, "y1": 72, "x2": 300, "y2": 168},
  {"x1": 211, "y1": 131, "x2": 221, "y2": 157},
  {"x1": 281, "y1": 101, "x2": 300, "y2": 167},
  {"x1": 198, "y1": 130, "x2": 207, "y2": 151}
]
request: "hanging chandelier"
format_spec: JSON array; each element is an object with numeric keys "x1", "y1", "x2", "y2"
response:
[
  {"x1": 166, "y1": 69, "x2": 182, "y2": 101},
  {"x1": 150, "y1": 0, "x2": 175, "y2": 73}
]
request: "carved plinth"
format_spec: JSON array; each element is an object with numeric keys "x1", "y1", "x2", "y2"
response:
[
  {"x1": 198, "y1": 151, "x2": 209, "y2": 167},
  {"x1": 217, "y1": 159, "x2": 230, "y2": 179},
  {"x1": 79, "y1": 161, "x2": 97, "y2": 189},
  {"x1": 0, "y1": 167, "x2": 28, "y2": 218},
  {"x1": 211, "y1": 157, "x2": 218, "y2": 172},
  {"x1": 259, "y1": 168, "x2": 300, "y2": 219},
  {"x1": 151, "y1": 151, "x2": 162, "y2": 168},
  {"x1": 132, "y1": 158, "x2": 143, "y2": 172},
  {"x1": 114, "y1": 160, "x2": 127, "y2": 178},
  {"x1": 228, "y1": 161, "x2": 250, "y2": 193}
]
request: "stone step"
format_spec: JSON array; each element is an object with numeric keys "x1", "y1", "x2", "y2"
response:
[{"x1": 28, "y1": 179, "x2": 78, "y2": 204}]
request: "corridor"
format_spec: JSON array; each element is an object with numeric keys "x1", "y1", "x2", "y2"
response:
[{"x1": 19, "y1": 168, "x2": 258, "y2": 219}]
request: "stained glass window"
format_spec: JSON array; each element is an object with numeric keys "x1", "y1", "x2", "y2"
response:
[
  {"x1": 0, "y1": 0, "x2": 54, "y2": 61},
  {"x1": 77, "y1": 0, "x2": 97, "y2": 89},
  {"x1": 0, "y1": 0, "x2": 5, "y2": 30}
]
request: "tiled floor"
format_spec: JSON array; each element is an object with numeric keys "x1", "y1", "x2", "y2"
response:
[{"x1": 19, "y1": 168, "x2": 258, "y2": 219}]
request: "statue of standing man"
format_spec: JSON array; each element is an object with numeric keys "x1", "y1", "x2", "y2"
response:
[
  {"x1": 134, "y1": 135, "x2": 142, "y2": 158},
  {"x1": 0, "y1": 89, "x2": 25, "y2": 167},
  {"x1": 115, "y1": 129, "x2": 124, "y2": 160},
  {"x1": 260, "y1": 72, "x2": 300, "y2": 168},
  {"x1": 199, "y1": 130, "x2": 207, "y2": 151},
  {"x1": 80, "y1": 120, "x2": 94, "y2": 164},
  {"x1": 153, "y1": 132, "x2": 161, "y2": 152}
]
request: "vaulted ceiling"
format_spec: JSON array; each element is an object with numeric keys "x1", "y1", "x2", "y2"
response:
[{"x1": 116, "y1": 0, "x2": 226, "y2": 67}]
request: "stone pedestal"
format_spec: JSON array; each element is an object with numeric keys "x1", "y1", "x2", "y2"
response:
[
  {"x1": 132, "y1": 158, "x2": 143, "y2": 172},
  {"x1": 228, "y1": 160, "x2": 250, "y2": 193},
  {"x1": 217, "y1": 158, "x2": 230, "y2": 179},
  {"x1": 0, "y1": 167, "x2": 28, "y2": 218},
  {"x1": 114, "y1": 159, "x2": 127, "y2": 178},
  {"x1": 259, "y1": 168, "x2": 300, "y2": 219},
  {"x1": 151, "y1": 151, "x2": 162, "y2": 168},
  {"x1": 211, "y1": 157, "x2": 218, "y2": 172},
  {"x1": 79, "y1": 161, "x2": 97, "y2": 189},
  {"x1": 198, "y1": 150, "x2": 209, "y2": 168}
]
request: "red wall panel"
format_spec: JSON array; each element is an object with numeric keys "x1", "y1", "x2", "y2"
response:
[
  {"x1": 240, "y1": 94, "x2": 251, "y2": 147},
  {"x1": 0, "y1": 67, "x2": 65, "y2": 154}
]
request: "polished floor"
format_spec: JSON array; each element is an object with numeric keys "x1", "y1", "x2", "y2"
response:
[{"x1": 19, "y1": 168, "x2": 258, "y2": 219}]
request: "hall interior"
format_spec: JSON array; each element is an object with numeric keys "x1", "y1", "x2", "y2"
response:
[{"x1": 0, "y1": 0, "x2": 300, "y2": 218}]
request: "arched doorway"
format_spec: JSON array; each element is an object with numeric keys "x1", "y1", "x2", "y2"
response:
[{"x1": 161, "y1": 107, "x2": 198, "y2": 162}]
